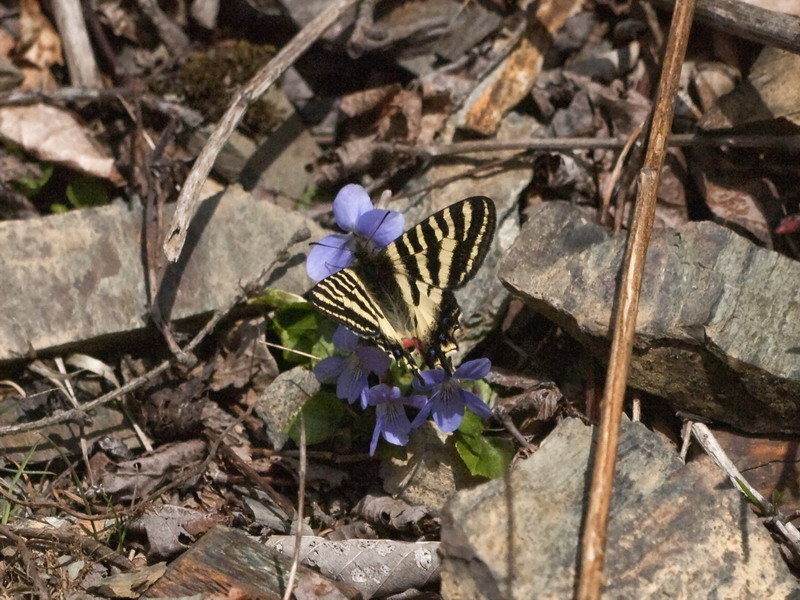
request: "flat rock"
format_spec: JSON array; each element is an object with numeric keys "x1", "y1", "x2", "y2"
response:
[
  {"x1": 440, "y1": 418, "x2": 796, "y2": 598},
  {"x1": 0, "y1": 185, "x2": 323, "y2": 363},
  {"x1": 254, "y1": 366, "x2": 320, "y2": 450},
  {"x1": 499, "y1": 201, "x2": 800, "y2": 433},
  {"x1": 700, "y1": 47, "x2": 800, "y2": 130}
]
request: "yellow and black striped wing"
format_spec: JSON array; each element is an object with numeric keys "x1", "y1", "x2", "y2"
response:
[
  {"x1": 308, "y1": 266, "x2": 398, "y2": 343},
  {"x1": 387, "y1": 196, "x2": 496, "y2": 290},
  {"x1": 308, "y1": 196, "x2": 496, "y2": 365}
]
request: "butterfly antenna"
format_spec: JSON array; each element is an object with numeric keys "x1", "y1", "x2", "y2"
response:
[{"x1": 364, "y1": 210, "x2": 393, "y2": 248}]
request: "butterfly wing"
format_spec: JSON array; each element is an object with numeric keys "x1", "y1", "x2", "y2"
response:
[
  {"x1": 308, "y1": 196, "x2": 496, "y2": 368},
  {"x1": 386, "y1": 196, "x2": 496, "y2": 290}
]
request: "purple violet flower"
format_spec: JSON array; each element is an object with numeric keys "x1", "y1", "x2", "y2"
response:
[
  {"x1": 366, "y1": 384, "x2": 427, "y2": 456},
  {"x1": 307, "y1": 184, "x2": 405, "y2": 282},
  {"x1": 313, "y1": 326, "x2": 391, "y2": 408},
  {"x1": 411, "y1": 358, "x2": 493, "y2": 433}
]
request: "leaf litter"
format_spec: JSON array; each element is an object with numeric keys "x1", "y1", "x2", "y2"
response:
[{"x1": 0, "y1": 0, "x2": 799, "y2": 597}]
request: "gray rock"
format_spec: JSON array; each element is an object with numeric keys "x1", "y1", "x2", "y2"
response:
[
  {"x1": 441, "y1": 418, "x2": 795, "y2": 598},
  {"x1": 254, "y1": 366, "x2": 320, "y2": 450},
  {"x1": 0, "y1": 185, "x2": 323, "y2": 363},
  {"x1": 499, "y1": 201, "x2": 800, "y2": 433}
]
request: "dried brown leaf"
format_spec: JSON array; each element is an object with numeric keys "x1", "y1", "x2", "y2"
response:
[
  {"x1": 87, "y1": 562, "x2": 167, "y2": 598},
  {"x1": 99, "y1": 439, "x2": 207, "y2": 501},
  {"x1": 129, "y1": 505, "x2": 221, "y2": 560},
  {"x1": 353, "y1": 492, "x2": 438, "y2": 537},
  {"x1": 699, "y1": 173, "x2": 773, "y2": 245},
  {"x1": 19, "y1": 0, "x2": 63, "y2": 71},
  {"x1": 0, "y1": 105, "x2": 117, "y2": 180},
  {"x1": 210, "y1": 318, "x2": 278, "y2": 392}
]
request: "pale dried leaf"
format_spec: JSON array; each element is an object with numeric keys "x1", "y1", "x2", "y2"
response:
[
  {"x1": 266, "y1": 536, "x2": 441, "y2": 599},
  {"x1": 97, "y1": 0, "x2": 141, "y2": 42},
  {"x1": 87, "y1": 562, "x2": 166, "y2": 598},
  {"x1": 0, "y1": 105, "x2": 117, "y2": 179},
  {"x1": 66, "y1": 353, "x2": 121, "y2": 388},
  {"x1": 294, "y1": 570, "x2": 355, "y2": 600},
  {"x1": 353, "y1": 492, "x2": 436, "y2": 536},
  {"x1": 699, "y1": 174, "x2": 772, "y2": 245},
  {"x1": 340, "y1": 84, "x2": 402, "y2": 117},
  {"x1": 99, "y1": 439, "x2": 206, "y2": 501},
  {"x1": 129, "y1": 505, "x2": 218, "y2": 560},
  {"x1": 19, "y1": 0, "x2": 63, "y2": 70},
  {"x1": 741, "y1": 0, "x2": 800, "y2": 17}
]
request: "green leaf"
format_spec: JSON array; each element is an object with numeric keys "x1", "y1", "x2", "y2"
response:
[
  {"x1": 271, "y1": 302, "x2": 336, "y2": 365},
  {"x1": 66, "y1": 176, "x2": 109, "y2": 209},
  {"x1": 455, "y1": 411, "x2": 514, "y2": 479},
  {"x1": 13, "y1": 163, "x2": 53, "y2": 197},
  {"x1": 286, "y1": 390, "x2": 350, "y2": 445},
  {"x1": 251, "y1": 287, "x2": 305, "y2": 309}
]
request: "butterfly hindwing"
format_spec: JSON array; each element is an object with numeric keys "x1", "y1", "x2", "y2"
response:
[{"x1": 308, "y1": 196, "x2": 496, "y2": 368}]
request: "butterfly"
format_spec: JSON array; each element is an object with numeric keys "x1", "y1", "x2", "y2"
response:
[{"x1": 308, "y1": 196, "x2": 496, "y2": 371}]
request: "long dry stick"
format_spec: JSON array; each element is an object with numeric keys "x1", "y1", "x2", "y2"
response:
[
  {"x1": 576, "y1": 0, "x2": 696, "y2": 598},
  {"x1": 162, "y1": 0, "x2": 359, "y2": 263}
]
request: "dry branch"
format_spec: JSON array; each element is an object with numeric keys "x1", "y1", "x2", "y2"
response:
[{"x1": 577, "y1": 0, "x2": 696, "y2": 597}]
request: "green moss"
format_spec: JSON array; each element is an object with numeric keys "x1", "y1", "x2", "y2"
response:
[{"x1": 160, "y1": 41, "x2": 282, "y2": 138}]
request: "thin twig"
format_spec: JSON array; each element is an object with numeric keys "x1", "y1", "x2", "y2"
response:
[
  {"x1": 0, "y1": 86, "x2": 203, "y2": 127},
  {"x1": 219, "y1": 442, "x2": 295, "y2": 519},
  {"x1": 135, "y1": 0, "x2": 190, "y2": 55},
  {"x1": 54, "y1": 357, "x2": 94, "y2": 487},
  {"x1": 652, "y1": 0, "x2": 800, "y2": 54},
  {"x1": 6, "y1": 523, "x2": 134, "y2": 571},
  {"x1": 50, "y1": 0, "x2": 101, "y2": 87},
  {"x1": 0, "y1": 523, "x2": 49, "y2": 598},
  {"x1": 690, "y1": 423, "x2": 772, "y2": 512},
  {"x1": 283, "y1": 413, "x2": 307, "y2": 600},
  {"x1": 600, "y1": 122, "x2": 644, "y2": 226},
  {"x1": 576, "y1": 0, "x2": 696, "y2": 598},
  {"x1": 385, "y1": 133, "x2": 800, "y2": 158},
  {"x1": 163, "y1": 0, "x2": 360, "y2": 263}
]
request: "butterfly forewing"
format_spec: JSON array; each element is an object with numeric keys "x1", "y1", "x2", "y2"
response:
[
  {"x1": 388, "y1": 196, "x2": 496, "y2": 290},
  {"x1": 308, "y1": 196, "x2": 496, "y2": 368}
]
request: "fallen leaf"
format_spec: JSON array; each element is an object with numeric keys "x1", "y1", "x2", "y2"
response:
[
  {"x1": 698, "y1": 172, "x2": 773, "y2": 245},
  {"x1": 87, "y1": 562, "x2": 167, "y2": 599},
  {"x1": 0, "y1": 104, "x2": 118, "y2": 180},
  {"x1": 18, "y1": 0, "x2": 63, "y2": 71}
]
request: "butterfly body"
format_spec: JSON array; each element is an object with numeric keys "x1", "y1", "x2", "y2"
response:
[{"x1": 309, "y1": 196, "x2": 496, "y2": 370}]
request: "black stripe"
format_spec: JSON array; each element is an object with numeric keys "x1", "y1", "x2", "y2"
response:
[
  {"x1": 448, "y1": 200, "x2": 473, "y2": 286},
  {"x1": 404, "y1": 226, "x2": 424, "y2": 254},
  {"x1": 310, "y1": 272, "x2": 383, "y2": 338},
  {"x1": 421, "y1": 219, "x2": 442, "y2": 287},
  {"x1": 433, "y1": 210, "x2": 450, "y2": 238},
  {"x1": 327, "y1": 273, "x2": 380, "y2": 322},
  {"x1": 393, "y1": 237, "x2": 423, "y2": 293}
]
